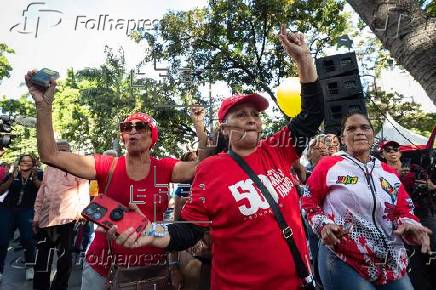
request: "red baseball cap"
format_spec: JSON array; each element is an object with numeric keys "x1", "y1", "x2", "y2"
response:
[
  {"x1": 380, "y1": 140, "x2": 400, "y2": 151},
  {"x1": 123, "y1": 112, "x2": 159, "y2": 147},
  {"x1": 218, "y1": 93, "x2": 269, "y2": 122}
]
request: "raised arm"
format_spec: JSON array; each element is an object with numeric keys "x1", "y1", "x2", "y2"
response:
[
  {"x1": 25, "y1": 71, "x2": 96, "y2": 179},
  {"x1": 279, "y1": 25, "x2": 324, "y2": 155},
  {"x1": 279, "y1": 24, "x2": 317, "y2": 83}
]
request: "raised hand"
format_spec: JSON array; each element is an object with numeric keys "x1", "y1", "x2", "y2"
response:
[
  {"x1": 25, "y1": 70, "x2": 57, "y2": 106},
  {"x1": 278, "y1": 24, "x2": 317, "y2": 82},
  {"x1": 278, "y1": 24, "x2": 310, "y2": 62},
  {"x1": 191, "y1": 106, "x2": 206, "y2": 126}
]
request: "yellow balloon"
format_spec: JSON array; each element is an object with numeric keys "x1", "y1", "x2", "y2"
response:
[{"x1": 277, "y1": 77, "x2": 301, "y2": 117}]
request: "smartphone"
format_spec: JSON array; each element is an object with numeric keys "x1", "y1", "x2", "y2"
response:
[
  {"x1": 81, "y1": 195, "x2": 149, "y2": 236},
  {"x1": 30, "y1": 68, "x2": 60, "y2": 88}
]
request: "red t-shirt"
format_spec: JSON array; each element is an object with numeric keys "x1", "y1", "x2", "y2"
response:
[
  {"x1": 85, "y1": 155, "x2": 178, "y2": 276},
  {"x1": 181, "y1": 127, "x2": 309, "y2": 290}
]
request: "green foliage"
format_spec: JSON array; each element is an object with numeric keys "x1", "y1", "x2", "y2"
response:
[
  {"x1": 366, "y1": 90, "x2": 435, "y2": 138},
  {"x1": 420, "y1": 0, "x2": 436, "y2": 17},
  {"x1": 0, "y1": 43, "x2": 15, "y2": 82},
  {"x1": 138, "y1": 0, "x2": 349, "y2": 106},
  {"x1": 61, "y1": 47, "x2": 199, "y2": 157}
]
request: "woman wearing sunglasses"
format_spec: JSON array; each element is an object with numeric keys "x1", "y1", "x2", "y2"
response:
[
  {"x1": 0, "y1": 154, "x2": 42, "y2": 282},
  {"x1": 381, "y1": 140, "x2": 436, "y2": 290},
  {"x1": 25, "y1": 74, "x2": 198, "y2": 290}
]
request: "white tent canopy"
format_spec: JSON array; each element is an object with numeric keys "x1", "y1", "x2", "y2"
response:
[{"x1": 376, "y1": 113, "x2": 428, "y2": 145}]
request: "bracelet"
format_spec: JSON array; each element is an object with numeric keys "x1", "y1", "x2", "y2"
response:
[{"x1": 144, "y1": 223, "x2": 169, "y2": 237}]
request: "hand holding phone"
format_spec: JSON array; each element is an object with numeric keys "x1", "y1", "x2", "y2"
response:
[
  {"x1": 82, "y1": 195, "x2": 149, "y2": 236},
  {"x1": 25, "y1": 69, "x2": 58, "y2": 106},
  {"x1": 30, "y1": 68, "x2": 59, "y2": 88}
]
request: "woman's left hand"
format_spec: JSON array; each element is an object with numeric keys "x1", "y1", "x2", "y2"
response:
[
  {"x1": 394, "y1": 223, "x2": 432, "y2": 253},
  {"x1": 415, "y1": 179, "x2": 436, "y2": 191},
  {"x1": 278, "y1": 24, "x2": 310, "y2": 63}
]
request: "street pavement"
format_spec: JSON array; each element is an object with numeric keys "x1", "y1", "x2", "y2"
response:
[{"x1": 0, "y1": 239, "x2": 83, "y2": 290}]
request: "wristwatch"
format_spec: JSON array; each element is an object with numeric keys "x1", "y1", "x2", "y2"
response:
[{"x1": 145, "y1": 222, "x2": 169, "y2": 237}]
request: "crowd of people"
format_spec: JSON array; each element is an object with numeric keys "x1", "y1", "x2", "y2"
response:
[{"x1": 0, "y1": 25, "x2": 435, "y2": 290}]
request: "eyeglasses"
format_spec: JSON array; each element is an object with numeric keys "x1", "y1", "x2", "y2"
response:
[
  {"x1": 384, "y1": 147, "x2": 399, "y2": 153},
  {"x1": 119, "y1": 121, "x2": 150, "y2": 133}
]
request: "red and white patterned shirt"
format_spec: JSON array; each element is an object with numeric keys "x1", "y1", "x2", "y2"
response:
[{"x1": 302, "y1": 152, "x2": 421, "y2": 285}]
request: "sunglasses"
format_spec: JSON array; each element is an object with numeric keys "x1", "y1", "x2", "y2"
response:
[
  {"x1": 384, "y1": 147, "x2": 399, "y2": 153},
  {"x1": 119, "y1": 121, "x2": 150, "y2": 133}
]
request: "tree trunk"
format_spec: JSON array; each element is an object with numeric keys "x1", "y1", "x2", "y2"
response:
[{"x1": 346, "y1": 0, "x2": 436, "y2": 106}]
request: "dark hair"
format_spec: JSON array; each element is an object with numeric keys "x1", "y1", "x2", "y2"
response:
[
  {"x1": 18, "y1": 154, "x2": 37, "y2": 167},
  {"x1": 340, "y1": 111, "x2": 374, "y2": 136}
]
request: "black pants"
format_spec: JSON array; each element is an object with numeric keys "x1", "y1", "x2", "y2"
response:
[
  {"x1": 0, "y1": 207, "x2": 35, "y2": 273},
  {"x1": 33, "y1": 222, "x2": 75, "y2": 290},
  {"x1": 407, "y1": 212, "x2": 436, "y2": 290}
]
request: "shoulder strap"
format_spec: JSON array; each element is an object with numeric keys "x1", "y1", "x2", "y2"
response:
[
  {"x1": 103, "y1": 157, "x2": 118, "y2": 262},
  {"x1": 228, "y1": 150, "x2": 314, "y2": 288},
  {"x1": 103, "y1": 157, "x2": 118, "y2": 195}
]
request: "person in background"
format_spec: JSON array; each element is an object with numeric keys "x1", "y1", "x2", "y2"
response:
[
  {"x1": 171, "y1": 107, "x2": 212, "y2": 290},
  {"x1": 325, "y1": 133, "x2": 340, "y2": 156},
  {"x1": 302, "y1": 134, "x2": 329, "y2": 289},
  {"x1": 0, "y1": 162, "x2": 10, "y2": 182},
  {"x1": 32, "y1": 140, "x2": 90, "y2": 290},
  {"x1": 381, "y1": 140, "x2": 436, "y2": 290},
  {"x1": 0, "y1": 154, "x2": 42, "y2": 282},
  {"x1": 305, "y1": 135, "x2": 329, "y2": 178},
  {"x1": 302, "y1": 112, "x2": 431, "y2": 290}
]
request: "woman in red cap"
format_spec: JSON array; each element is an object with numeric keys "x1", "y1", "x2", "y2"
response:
[
  {"x1": 114, "y1": 25, "x2": 324, "y2": 290},
  {"x1": 25, "y1": 73, "x2": 197, "y2": 290}
]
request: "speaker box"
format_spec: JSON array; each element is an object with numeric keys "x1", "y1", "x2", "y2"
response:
[
  {"x1": 316, "y1": 52, "x2": 359, "y2": 80},
  {"x1": 320, "y1": 75, "x2": 364, "y2": 102},
  {"x1": 324, "y1": 98, "x2": 367, "y2": 135}
]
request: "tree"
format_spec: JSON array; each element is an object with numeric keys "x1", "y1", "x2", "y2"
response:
[
  {"x1": 135, "y1": 0, "x2": 349, "y2": 106},
  {"x1": 0, "y1": 43, "x2": 14, "y2": 83},
  {"x1": 366, "y1": 90, "x2": 436, "y2": 137},
  {"x1": 346, "y1": 0, "x2": 436, "y2": 105},
  {"x1": 69, "y1": 47, "x2": 200, "y2": 157}
]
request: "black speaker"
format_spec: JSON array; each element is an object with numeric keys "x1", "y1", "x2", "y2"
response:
[
  {"x1": 324, "y1": 98, "x2": 367, "y2": 135},
  {"x1": 316, "y1": 52, "x2": 368, "y2": 135},
  {"x1": 320, "y1": 75, "x2": 364, "y2": 102},
  {"x1": 315, "y1": 52, "x2": 359, "y2": 80}
]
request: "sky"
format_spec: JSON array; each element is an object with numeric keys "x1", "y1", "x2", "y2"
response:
[{"x1": 1, "y1": 0, "x2": 435, "y2": 116}]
